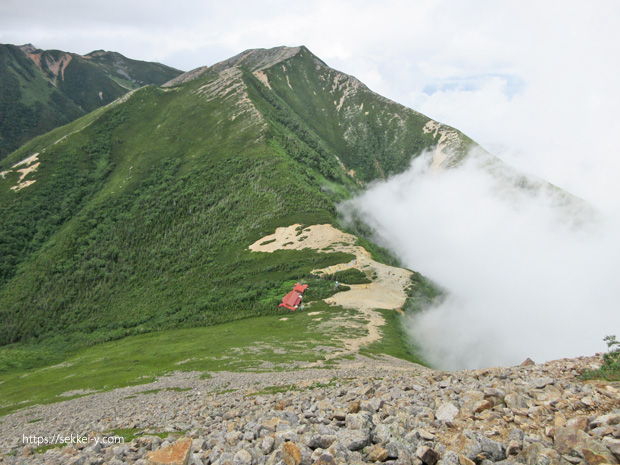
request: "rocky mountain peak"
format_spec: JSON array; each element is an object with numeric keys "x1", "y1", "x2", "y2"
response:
[
  {"x1": 210, "y1": 45, "x2": 302, "y2": 73},
  {"x1": 18, "y1": 43, "x2": 37, "y2": 54},
  {"x1": 85, "y1": 49, "x2": 108, "y2": 57},
  {"x1": 164, "y1": 45, "x2": 307, "y2": 87}
]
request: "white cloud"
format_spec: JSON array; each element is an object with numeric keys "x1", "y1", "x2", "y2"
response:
[
  {"x1": 399, "y1": 1, "x2": 620, "y2": 212},
  {"x1": 347, "y1": 152, "x2": 620, "y2": 370}
]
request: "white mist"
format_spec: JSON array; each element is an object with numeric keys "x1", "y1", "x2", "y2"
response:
[{"x1": 346, "y1": 152, "x2": 620, "y2": 370}]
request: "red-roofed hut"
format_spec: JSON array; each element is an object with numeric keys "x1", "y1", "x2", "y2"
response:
[{"x1": 278, "y1": 283, "x2": 308, "y2": 311}]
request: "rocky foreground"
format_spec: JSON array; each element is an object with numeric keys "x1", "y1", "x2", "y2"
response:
[{"x1": 1, "y1": 355, "x2": 619, "y2": 465}]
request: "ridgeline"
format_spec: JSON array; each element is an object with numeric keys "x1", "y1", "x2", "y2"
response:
[{"x1": 0, "y1": 46, "x2": 472, "y2": 370}]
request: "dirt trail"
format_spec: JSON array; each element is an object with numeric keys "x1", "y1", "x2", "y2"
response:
[{"x1": 249, "y1": 224, "x2": 412, "y2": 361}]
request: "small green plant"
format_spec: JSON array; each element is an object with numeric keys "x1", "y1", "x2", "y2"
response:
[
  {"x1": 137, "y1": 387, "x2": 191, "y2": 395},
  {"x1": 603, "y1": 335, "x2": 620, "y2": 363},
  {"x1": 330, "y1": 268, "x2": 371, "y2": 285},
  {"x1": 149, "y1": 430, "x2": 187, "y2": 439},
  {"x1": 582, "y1": 335, "x2": 620, "y2": 381},
  {"x1": 251, "y1": 384, "x2": 297, "y2": 395},
  {"x1": 34, "y1": 443, "x2": 66, "y2": 454},
  {"x1": 104, "y1": 428, "x2": 142, "y2": 442}
]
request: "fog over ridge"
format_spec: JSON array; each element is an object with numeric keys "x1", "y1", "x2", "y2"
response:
[{"x1": 344, "y1": 151, "x2": 620, "y2": 370}]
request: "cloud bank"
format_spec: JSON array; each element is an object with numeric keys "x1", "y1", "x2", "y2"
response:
[{"x1": 347, "y1": 151, "x2": 620, "y2": 370}]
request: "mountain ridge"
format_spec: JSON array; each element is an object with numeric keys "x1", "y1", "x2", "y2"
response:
[
  {"x1": 0, "y1": 44, "x2": 589, "y2": 375},
  {"x1": 0, "y1": 43, "x2": 183, "y2": 160},
  {"x1": 0, "y1": 45, "x2": 608, "y2": 438},
  {"x1": 0, "y1": 44, "x2": 458, "y2": 365}
]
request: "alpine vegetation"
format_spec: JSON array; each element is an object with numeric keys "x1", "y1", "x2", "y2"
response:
[{"x1": 0, "y1": 46, "x2": 471, "y2": 370}]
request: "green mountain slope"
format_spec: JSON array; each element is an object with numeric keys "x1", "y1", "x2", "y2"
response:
[
  {"x1": 0, "y1": 46, "x2": 471, "y2": 365},
  {"x1": 0, "y1": 43, "x2": 183, "y2": 161}
]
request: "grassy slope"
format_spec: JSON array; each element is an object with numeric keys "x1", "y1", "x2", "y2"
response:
[
  {"x1": 0, "y1": 46, "x2": 454, "y2": 352},
  {"x1": 0, "y1": 302, "x2": 428, "y2": 417},
  {"x1": 85, "y1": 50, "x2": 184, "y2": 88},
  {"x1": 259, "y1": 47, "x2": 473, "y2": 181},
  {"x1": 0, "y1": 45, "x2": 84, "y2": 160},
  {"x1": 0, "y1": 64, "x2": 367, "y2": 366},
  {"x1": 0, "y1": 45, "x2": 183, "y2": 161},
  {"x1": 0, "y1": 48, "x2": 452, "y2": 412},
  {"x1": 0, "y1": 305, "x2": 357, "y2": 416}
]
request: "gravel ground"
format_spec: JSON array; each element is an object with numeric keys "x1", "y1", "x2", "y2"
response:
[{"x1": 1, "y1": 354, "x2": 619, "y2": 465}]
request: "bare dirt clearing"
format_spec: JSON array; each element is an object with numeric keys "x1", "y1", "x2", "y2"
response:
[
  {"x1": 4, "y1": 153, "x2": 40, "y2": 191},
  {"x1": 250, "y1": 224, "x2": 412, "y2": 361}
]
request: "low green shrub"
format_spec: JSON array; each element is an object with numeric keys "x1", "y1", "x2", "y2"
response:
[
  {"x1": 582, "y1": 335, "x2": 620, "y2": 381},
  {"x1": 330, "y1": 268, "x2": 371, "y2": 285}
]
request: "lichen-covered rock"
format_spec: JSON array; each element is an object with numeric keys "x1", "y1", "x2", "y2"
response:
[
  {"x1": 450, "y1": 430, "x2": 506, "y2": 462},
  {"x1": 282, "y1": 442, "x2": 302, "y2": 465},
  {"x1": 554, "y1": 426, "x2": 617, "y2": 464},
  {"x1": 367, "y1": 443, "x2": 389, "y2": 462}
]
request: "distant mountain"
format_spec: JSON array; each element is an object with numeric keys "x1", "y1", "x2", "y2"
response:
[
  {"x1": 0, "y1": 43, "x2": 183, "y2": 160},
  {"x1": 0, "y1": 45, "x2": 471, "y2": 355},
  {"x1": 0, "y1": 45, "x2": 576, "y2": 365}
]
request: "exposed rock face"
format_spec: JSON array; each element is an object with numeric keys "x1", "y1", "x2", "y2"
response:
[
  {"x1": 146, "y1": 437, "x2": 191, "y2": 465},
  {"x1": 1, "y1": 355, "x2": 619, "y2": 465}
]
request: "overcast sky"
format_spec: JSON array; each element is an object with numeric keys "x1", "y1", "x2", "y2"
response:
[{"x1": 3, "y1": 1, "x2": 619, "y2": 367}]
